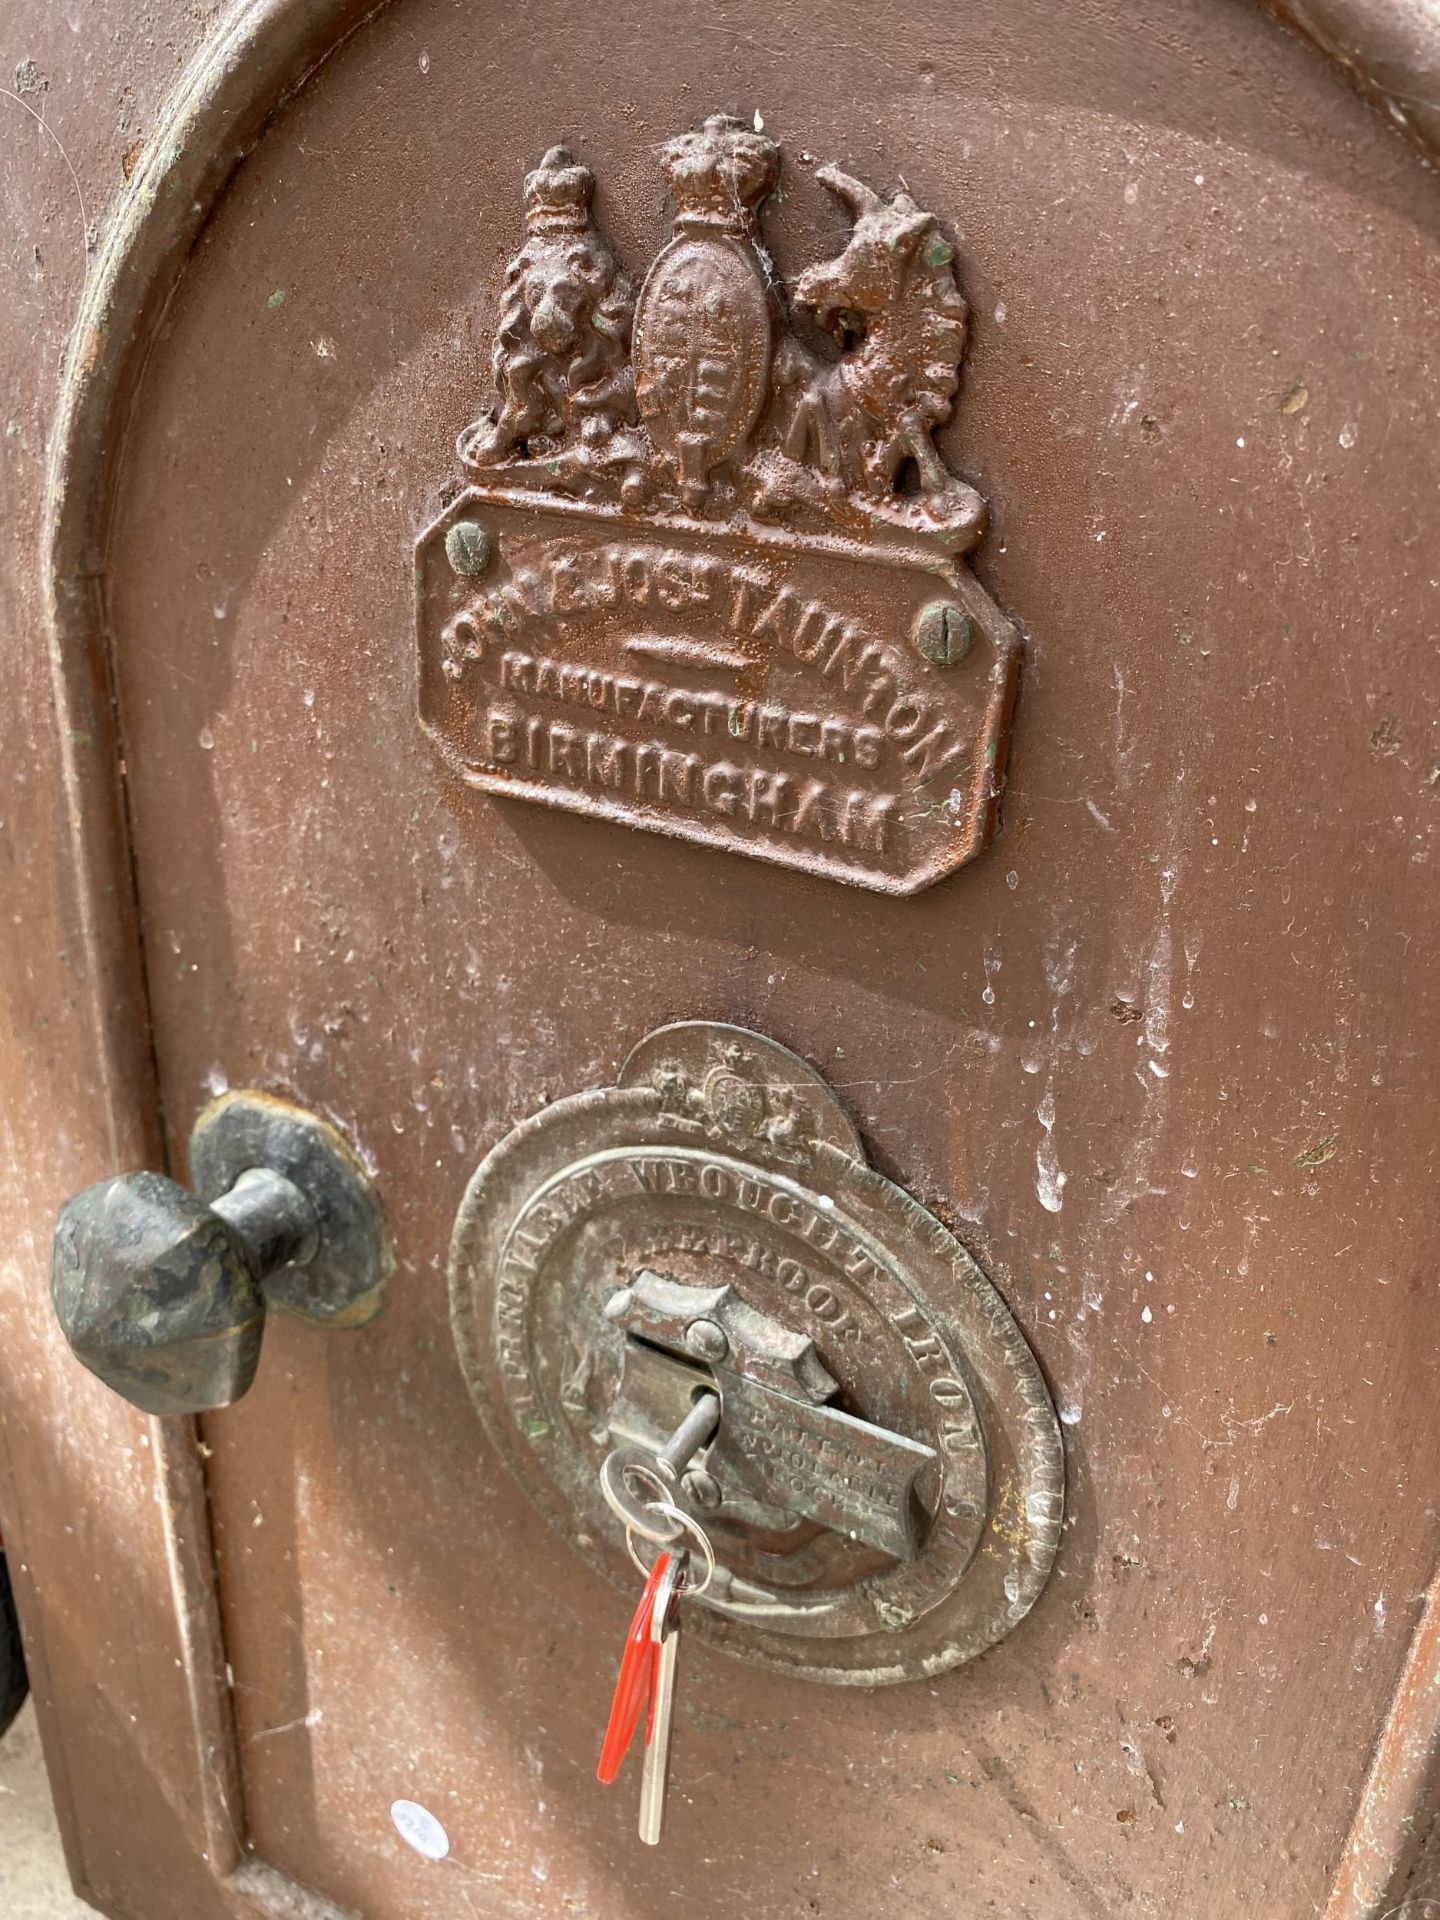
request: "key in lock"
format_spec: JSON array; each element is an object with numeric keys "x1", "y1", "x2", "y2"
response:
[
  {"x1": 603, "y1": 1268, "x2": 939, "y2": 1563},
  {"x1": 597, "y1": 1397, "x2": 722, "y2": 1847},
  {"x1": 449, "y1": 1020, "x2": 1063, "y2": 1684}
]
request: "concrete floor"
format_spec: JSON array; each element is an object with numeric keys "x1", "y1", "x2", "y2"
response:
[{"x1": 0, "y1": 1703, "x2": 95, "y2": 1918}]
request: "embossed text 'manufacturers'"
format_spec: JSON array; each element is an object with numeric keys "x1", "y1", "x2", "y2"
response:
[{"x1": 418, "y1": 511, "x2": 1003, "y2": 884}]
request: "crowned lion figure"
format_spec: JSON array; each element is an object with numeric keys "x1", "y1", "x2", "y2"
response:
[{"x1": 459, "y1": 147, "x2": 645, "y2": 495}]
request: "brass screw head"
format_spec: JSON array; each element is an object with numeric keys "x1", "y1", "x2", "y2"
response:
[
  {"x1": 912, "y1": 601, "x2": 975, "y2": 666},
  {"x1": 684, "y1": 1318, "x2": 729, "y2": 1362},
  {"x1": 445, "y1": 519, "x2": 491, "y2": 577}
]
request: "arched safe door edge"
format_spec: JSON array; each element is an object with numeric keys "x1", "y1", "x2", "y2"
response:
[{"x1": 21, "y1": 0, "x2": 1439, "y2": 1914}]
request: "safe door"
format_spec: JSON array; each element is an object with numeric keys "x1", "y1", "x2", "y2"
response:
[{"x1": 4, "y1": 1, "x2": 1438, "y2": 1918}]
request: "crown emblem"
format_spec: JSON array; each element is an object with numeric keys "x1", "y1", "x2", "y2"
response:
[
  {"x1": 521, "y1": 146, "x2": 596, "y2": 236},
  {"x1": 417, "y1": 115, "x2": 1025, "y2": 897},
  {"x1": 658, "y1": 112, "x2": 779, "y2": 228}
]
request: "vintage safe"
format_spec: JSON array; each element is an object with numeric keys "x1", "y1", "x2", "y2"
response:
[{"x1": 1, "y1": 0, "x2": 1437, "y2": 1915}]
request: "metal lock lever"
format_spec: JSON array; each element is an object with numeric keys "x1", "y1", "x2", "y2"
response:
[{"x1": 604, "y1": 1269, "x2": 938, "y2": 1561}]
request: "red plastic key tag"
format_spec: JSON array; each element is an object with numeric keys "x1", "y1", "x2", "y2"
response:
[{"x1": 597, "y1": 1551, "x2": 671, "y2": 1785}]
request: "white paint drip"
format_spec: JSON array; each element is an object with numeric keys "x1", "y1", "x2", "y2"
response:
[
  {"x1": 1032, "y1": 934, "x2": 1076, "y2": 1215},
  {"x1": 1143, "y1": 925, "x2": 1173, "y2": 1061},
  {"x1": 1035, "y1": 1087, "x2": 1065, "y2": 1212},
  {"x1": 981, "y1": 947, "x2": 1001, "y2": 1007},
  {"x1": 1111, "y1": 663, "x2": 1134, "y2": 804},
  {"x1": 1101, "y1": 798, "x2": 1187, "y2": 1225}
]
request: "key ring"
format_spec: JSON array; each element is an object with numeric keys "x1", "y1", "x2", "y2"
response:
[
  {"x1": 626, "y1": 1500, "x2": 716, "y2": 1599},
  {"x1": 601, "y1": 1449, "x2": 687, "y2": 1544}
]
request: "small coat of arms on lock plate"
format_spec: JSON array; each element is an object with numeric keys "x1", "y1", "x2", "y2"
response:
[{"x1": 416, "y1": 115, "x2": 1021, "y2": 894}]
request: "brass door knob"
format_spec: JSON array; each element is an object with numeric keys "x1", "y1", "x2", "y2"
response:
[{"x1": 51, "y1": 1092, "x2": 391, "y2": 1416}]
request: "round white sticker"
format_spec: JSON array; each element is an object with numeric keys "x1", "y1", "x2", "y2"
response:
[{"x1": 390, "y1": 1799, "x2": 450, "y2": 1861}]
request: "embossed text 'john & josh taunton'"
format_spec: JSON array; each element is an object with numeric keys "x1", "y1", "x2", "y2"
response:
[{"x1": 442, "y1": 541, "x2": 975, "y2": 855}]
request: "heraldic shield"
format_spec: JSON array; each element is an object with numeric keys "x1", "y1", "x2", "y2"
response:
[{"x1": 417, "y1": 115, "x2": 1021, "y2": 895}]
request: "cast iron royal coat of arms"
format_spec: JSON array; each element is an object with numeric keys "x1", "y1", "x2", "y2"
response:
[{"x1": 416, "y1": 115, "x2": 1020, "y2": 894}]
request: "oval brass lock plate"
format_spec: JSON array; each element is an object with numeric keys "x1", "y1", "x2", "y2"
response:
[{"x1": 450, "y1": 1023, "x2": 1063, "y2": 1684}]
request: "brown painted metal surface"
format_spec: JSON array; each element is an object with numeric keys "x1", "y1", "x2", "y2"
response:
[{"x1": 1, "y1": 2, "x2": 1438, "y2": 1918}]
